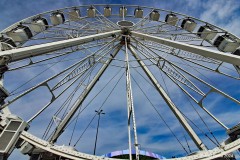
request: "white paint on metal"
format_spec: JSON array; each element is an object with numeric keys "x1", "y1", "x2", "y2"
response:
[
  {"x1": 49, "y1": 44, "x2": 122, "y2": 143},
  {"x1": 128, "y1": 44, "x2": 207, "y2": 151},
  {"x1": 0, "y1": 30, "x2": 121, "y2": 65},
  {"x1": 131, "y1": 31, "x2": 240, "y2": 66}
]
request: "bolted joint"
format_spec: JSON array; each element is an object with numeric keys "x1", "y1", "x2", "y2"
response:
[
  {"x1": 0, "y1": 56, "x2": 10, "y2": 66},
  {"x1": 121, "y1": 28, "x2": 131, "y2": 36}
]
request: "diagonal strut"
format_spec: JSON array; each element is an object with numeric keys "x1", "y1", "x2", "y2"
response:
[{"x1": 128, "y1": 44, "x2": 207, "y2": 151}]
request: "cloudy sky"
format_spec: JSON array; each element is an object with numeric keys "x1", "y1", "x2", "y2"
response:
[{"x1": 0, "y1": 0, "x2": 239, "y2": 160}]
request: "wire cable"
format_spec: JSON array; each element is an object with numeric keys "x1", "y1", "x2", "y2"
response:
[
  {"x1": 131, "y1": 74, "x2": 189, "y2": 154},
  {"x1": 73, "y1": 70, "x2": 125, "y2": 147}
]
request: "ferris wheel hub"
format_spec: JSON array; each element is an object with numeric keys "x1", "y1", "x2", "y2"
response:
[
  {"x1": 117, "y1": 20, "x2": 134, "y2": 28},
  {"x1": 117, "y1": 20, "x2": 134, "y2": 36}
]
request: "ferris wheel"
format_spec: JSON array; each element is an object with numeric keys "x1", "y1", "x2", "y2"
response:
[{"x1": 0, "y1": 4, "x2": 240, "y2": 160}]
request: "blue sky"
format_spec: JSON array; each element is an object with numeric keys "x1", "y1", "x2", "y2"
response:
[{"x1": 0, "y1": 0, "x2": 240, "y2": 160}]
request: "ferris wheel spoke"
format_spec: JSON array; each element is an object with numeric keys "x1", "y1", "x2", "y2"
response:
[
  {"x1": 135, "y1": 56, "x2": 228, "y2": 150},
  {"x1": 32, "y1": 26, "x2": 105, "y2": 42},
  {"x1": 137, "y1": 31, "x2": 210, "y2": 50},
  {"x1": 145, "y1": 23, "x2": 186, "y2": 35},
  {"x1": 136, "y1": 38, "x2": 218, "y2": 65},
  {"x1": 63, "y1": 10, "x2": 88, "y2": 22},
  {"x1": 94, "y1": 17, "x2": 116, "y2": 30},
  {"x1": 134, "y1": 20, "x2": 183, "y2": 34},
  {"x1": 140, "y1": 40, "x2": 216, "y2": 63},
  {"x1": 170, "y1": 61, "x2": 240, "y2": 105},
  {"x1": 171, "y1": 51, "x2": 240, "y2": 78},
  {"x1": 63, "y1": 7, "x2": 114, "y2": 29},
  {"x1": 134, "y1": 23, "x2": 174, "y2": 31},
  {"x1": 51, "y1": 42, "x2": 117, "y2": 91},
  {"x1": 49, "y1": 43, "x2": 123, "y2": 143},
  {"x1": 1, "y1": 55, "x2": 92, "y2": 110},
  {"x1": 132, "y1": 44, "x2": 205, "y2": 97},
  {"x1": 24, "y1": 20, "x2": 116, "y2": 45},
  {"x1": 130, "y1": 74, "x2": 191, "y2": 154},
  {"x1": 61, "y1": 22, "x2": 91, "y2": 31},
  {"x1": 133, "y1": 38, "x2": 240, "y2": 104},
  {"x1": 131, "y1": 31, "x2": 240, "y2": 66},
  {"x1": 1, "y1": 39, "x2": 117, "y2": 108},
  {"x1": 143, "y1": 42, "x2": 240, "y2": 79},
  {"x1": 44, "y1": 88, "x2": 80, "y2": 139},
  {"x1": 8, "y1": 42, "x2": 107, "y2": 71},
  {"x1": 30, "y1": 36, "x2": 71, "y2": 41},
  {"x1": 62, "y1": 19, "x2": 110, "y2": 31},
  {"x1": 130, "y1": 39, "x2": 239, "y2": 129},
  {"x1": 42, "y1": 66, "x2": 96, "y2": 140},
  {"x1": 63, "y1": 13, "x2": 92, "y2": 26},
  {"x1": 92, "y1": 6, "x2": 119, "y2": 29},
  {"x1": 21, "y1": 21, "x2": 97, "y2": 43},
  {"x1": 132, "y1": 9, "x2": 155, "y2": 29},
  {"x1": 86, "y1": 23, "x2": 112, "y2": 31},
  {"x1": 7, "y1": 37, "x2": 118, "y2": 95},
  {"x1": 136, "y1": 53, "x2": 228, "y2": 130},
  {"x1": 170, "y1": 31, "x2": 224, "y2": 42},
  {"x1": 70, "y1": 14, "x2": 116, "y2": 30},
  {"x1": 134, "y1": 32, "x2": 239, "y2": 138},
  {"x1": 133, "y1": 44, "x2": 214, "y2": 103},
  {"x1": 135, "y1": 25, "x2": 227, "y2": 48},
  {"x1": 124, "y1": 38, "x2": 140, "y2": 160},
  {"x1": 28, "y1": 41, "x2": 119, "y2": 124},
  {"x1": 42, "y1": 29, "x2": 87, "y2": 38},
  {"x1": 65, "y1": 66, "x2": 126, "y2": 142},
  {"x1": 150, "y1": 34, "x2": 203, "y2": 44},
  {"x1": 134, "y1": 46, "x2": 203, "y2": 101},
  {"x1": 0, "y1": 30, "x2": 121, "y2": 66},
  {"x1": 128, "y1": 44, "x2": 207, "y2": 151},
  {"x1": 71, "y1": 67, "x2": 125, "y2": 147},
  {"x1": 23, "y1": 21, "x2": 86, "y2": 33}
]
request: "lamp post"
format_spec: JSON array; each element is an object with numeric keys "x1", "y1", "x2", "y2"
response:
[{"x1": 93, "y1": 109, "x2": 105, "y2": 155}]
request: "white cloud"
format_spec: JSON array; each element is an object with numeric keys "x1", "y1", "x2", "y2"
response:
[
  {"x1": 200, "y1": 0, "x2": 240, "y2": 36},
  {"x1": 184, "y1": 0, "x2": 202, "y2": 9}
]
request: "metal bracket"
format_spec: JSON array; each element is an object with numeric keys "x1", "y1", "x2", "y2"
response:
[{"x1": 0, "y1": 119, "x2": 28, "y2": 160}]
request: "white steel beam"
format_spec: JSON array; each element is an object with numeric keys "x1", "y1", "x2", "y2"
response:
[
  {"x1": 20, "y1": 130, "x2": 240, "y2": 160},
  {"x1": 0, "y1": 30, "x2": 121, "y2": 64},
  {"x1": 128, "y1": 44, "x2": 207, "y2": 151},
  {"x1": 49, "y1": 44, "x2": 123, "y2": 143},
  {"x1": 125, "y1": 38, "x2": 139, "y2": 160},
  {"x1": 131, "y1": 31, "x2": 240, "y2": 66}
]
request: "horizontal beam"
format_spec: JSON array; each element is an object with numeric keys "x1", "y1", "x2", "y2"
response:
[
  {"x1": 131, "y1": 31, "x2": 240, "y2": 66},
  {"x1": 0, "y1": 30, "x2": 121, "y2": 64}
]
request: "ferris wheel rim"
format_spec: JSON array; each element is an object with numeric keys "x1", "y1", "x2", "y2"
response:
[{"x1": 1, "y1": 4, "x2": 239, "y2": 40}]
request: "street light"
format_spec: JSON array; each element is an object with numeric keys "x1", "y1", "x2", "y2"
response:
[{"x1": 93, "y1": 109, "x2": 105, "y2": 155}]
